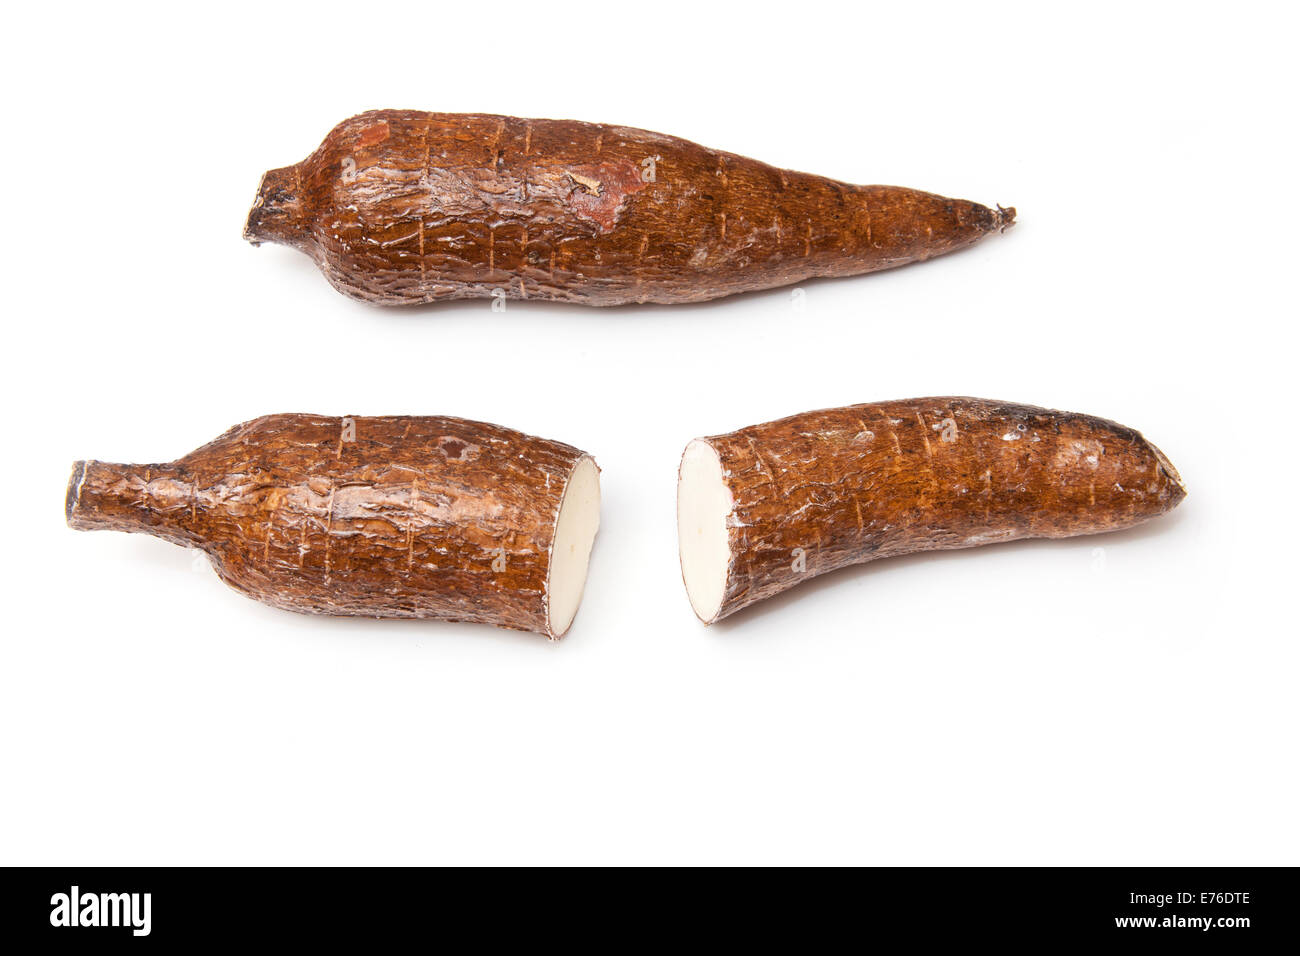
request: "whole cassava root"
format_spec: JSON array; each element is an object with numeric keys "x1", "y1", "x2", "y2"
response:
[
  {"x1": 244, "y1": 110, "x2": 1014, "y2": 306},
  {"x1": 676, "y1": 398, "x2": 1186, "y2": 624},
  {"x1": 66, "y1": 414, "x2": 601, "y2": 638}
]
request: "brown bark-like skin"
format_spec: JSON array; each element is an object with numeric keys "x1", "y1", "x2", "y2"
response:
[
  {"x1": 687, "y1": 398, "x2": 1186, "y2": 622},
  {"x1": 244, "y1": 110, "x2": 1014, "y2": 306},
  {"x1": 66, "y1": 414, "x2": 596, "y2": 638}
]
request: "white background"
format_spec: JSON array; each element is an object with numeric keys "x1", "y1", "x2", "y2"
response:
[{"x1": 1, "y1": 2, "x2": 1295, "y2": 865}]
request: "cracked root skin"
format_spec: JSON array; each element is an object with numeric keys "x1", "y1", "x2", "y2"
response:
[
  {"x1": 244, "y1": 110, "x2": 1014, "y2": 307},
  {"x1": 680, "y1": 397, "x2": 1186, "y2": 623},
  {"x1": 66, "y1": 414, "x2": 597, "y2": 638}
]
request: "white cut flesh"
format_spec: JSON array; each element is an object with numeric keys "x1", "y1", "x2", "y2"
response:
[
  {"x1": 547, "y1": 456, "x2": 602, "y2": 637},
  {"x1": 677, "y1": 439, "x2": 732, "y2": 623}
]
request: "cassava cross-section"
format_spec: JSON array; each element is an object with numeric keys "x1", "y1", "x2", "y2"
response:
[
  {"x1": 66, "y1": 414, "x2": 601, "y2": 638},
  {"x1": 244, "y1": 110, "x2": 1014, "y2": 306},
  {"x1": 677, "y1": 398, "x2": 1186, "y2": 624}
]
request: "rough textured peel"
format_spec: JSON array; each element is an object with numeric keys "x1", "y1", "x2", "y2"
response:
[
  {"x1": 66, "y1": 414, "x2": 600, "y2": 638},
  {"x1": 245, "y1": 109, "x2": 1014, "y2": 307},
  {"x1": 677, "y1": 397, "x2": 1186, "y2": 623}
]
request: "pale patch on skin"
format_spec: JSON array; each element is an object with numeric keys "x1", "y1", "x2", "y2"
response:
[
  {"x1": 963, "y1": 529, "x2": 1018, "y2": 546},
  {"x1": 1052, "y1": 438, "x2": 1105, "y2": 471},
  {"x1": 566, "y1": 171, "x2": 602, "y2": 195}
]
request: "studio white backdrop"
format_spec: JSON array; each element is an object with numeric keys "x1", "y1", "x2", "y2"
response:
[{"x1": 1, "y1": 1, "x2": 1294, "y2": 865}]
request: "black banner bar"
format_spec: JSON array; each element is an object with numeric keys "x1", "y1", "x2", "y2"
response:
[{"x1": 1, "y1": 867, "x2": 1291, "y2": 946}]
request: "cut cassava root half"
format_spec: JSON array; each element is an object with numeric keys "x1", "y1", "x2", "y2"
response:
[
  {"x1": 66, "y1": 414, "x2": 601, "y2": 638},
  {"x1": 244, "y1": 110, "x2": 1014, "y2": 307},
  {"x1": 677, "y1": 398, "x2": 1186, "y2": 624}
]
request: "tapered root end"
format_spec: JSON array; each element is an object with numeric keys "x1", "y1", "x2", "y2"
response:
[
  {"x1": 677, "y1": 439, "x2": 732, "y2": 625},
  {"x1": 243, "y1": 166, "x2": 305, "y2": 247},
  {"x1": 65, "y1": 460, "x2": 88, "y2": 526},
  {"x1": 545, "y1": 456, "x2": 602, "y2": 639},
  {"x1": 1148, "y1": 439, "x2": 1188, "y2": 506}
]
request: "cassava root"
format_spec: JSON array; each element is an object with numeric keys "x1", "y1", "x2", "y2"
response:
[
  {"x1": 66, "y1": 414, "x2": 601, "y2": 638},
  {"x1": 677, "y1": 398, "x2": 1185, "y2": 623},
  {"x1": 245, "y1": 110, "x2": 1014, "y2": 307}
]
